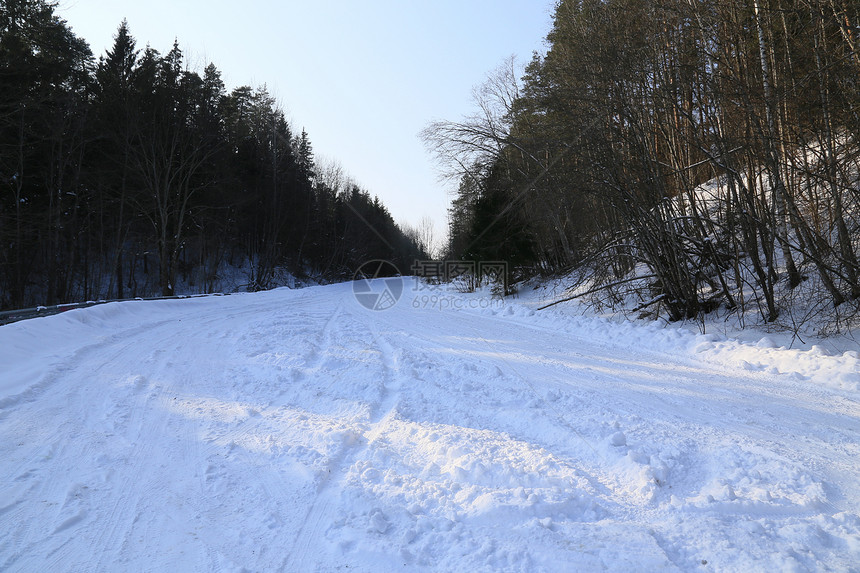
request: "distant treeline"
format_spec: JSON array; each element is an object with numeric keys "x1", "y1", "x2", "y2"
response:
[
  {"x1": 0, "y1": 1, "x2": 423, "y2": 310},
  {"x1": 426, "y1": 0, "x2": 860, "y2": 324}
]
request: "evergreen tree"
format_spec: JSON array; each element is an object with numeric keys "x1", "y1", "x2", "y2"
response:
[{"x1": 0, "y1": 8, "x2": 422, "y2": 309}]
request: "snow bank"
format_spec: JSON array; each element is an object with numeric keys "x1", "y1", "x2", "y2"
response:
[{"x1": 505, "y1": 279, "x2": 860, "y2": 393}]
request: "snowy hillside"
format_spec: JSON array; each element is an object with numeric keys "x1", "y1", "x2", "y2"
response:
[{"x1": 1, "y1": 281, "x2": 858, "y2": 572}]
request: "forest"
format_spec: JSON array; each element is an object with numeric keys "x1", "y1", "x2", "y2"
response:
[
  {"x1": 425, "y1": 0, "x2": 860, "y2": 329},
  {"x1": 0, "y1": 0, "x2": 423, "y2": 311}
]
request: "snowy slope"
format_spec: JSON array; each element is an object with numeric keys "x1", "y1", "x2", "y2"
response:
[{"x1": 0, "y1": 282, "x2": 858, "y2": 572}]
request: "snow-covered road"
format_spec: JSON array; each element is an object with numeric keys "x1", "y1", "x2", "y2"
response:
[{"x1": 1, "y1": 282, "x2": 858, "y2": 572}]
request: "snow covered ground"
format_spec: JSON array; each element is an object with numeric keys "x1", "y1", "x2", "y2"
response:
[{"x1": 1, "y1": 280, "x2": 858, "y2": 572}]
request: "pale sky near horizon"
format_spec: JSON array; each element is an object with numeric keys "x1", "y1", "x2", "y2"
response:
[{"x1": 57, "y1": 1, "x2": 555, "y2": 245}]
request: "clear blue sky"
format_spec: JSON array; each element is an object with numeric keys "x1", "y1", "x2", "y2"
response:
[{"x1": 57, "y1": 1, "x2": 555, "y2": 244}]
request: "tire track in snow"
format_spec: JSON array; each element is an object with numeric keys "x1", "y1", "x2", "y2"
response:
[
  {"x1": 0, "y1": 311, "x2": 184, "y2": 571},
  {"x1": 191, "y1": 301, "x2": 347, "y2": 491},
  {"x1": 0, "y1": 314, "x2": 179, "y2": 419},
  {"x1": 1, "y1": 301, "x2": 255, "y2": 572},
  {"x1": 285, "y1": 308, "x2": 404, "y2": 570},
  {"x1": 88, "y1": 303, "x2": 289, "y2": 569},
  {"x1": 85, "y1": 333, "x2": 191, "y2": 572}
]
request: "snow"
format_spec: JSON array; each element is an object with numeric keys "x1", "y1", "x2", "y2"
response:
[{"x1": 1, "y1": 281, "x2": 858, "y2": 572}]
